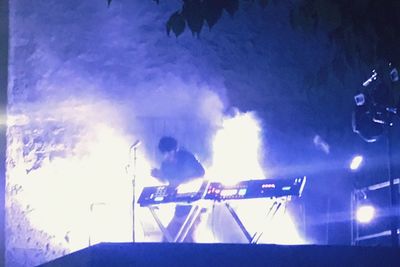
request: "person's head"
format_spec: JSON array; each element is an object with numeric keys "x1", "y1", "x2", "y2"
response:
[{"x1": 158, "y1": 136, "x2": 178, "y2": 159}]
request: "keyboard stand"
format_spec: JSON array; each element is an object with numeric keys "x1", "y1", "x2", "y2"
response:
[
  {"x1": 224, "y1": 202, "x2": 253, "y2": 243},
  {"x1": 148, "y1": 203, "x2": 203, "y2": 242},
  {"x1": 224, "y1": 197, "x2": 288, "y2": 244}
]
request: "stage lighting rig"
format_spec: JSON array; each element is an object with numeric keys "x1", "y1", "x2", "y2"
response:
[
  {"x1": 352, "y1": 64, "x2": 399, "y2": 143},
  {"x1": 351, "y1": 62, "x2": 399, "y2": 247}
]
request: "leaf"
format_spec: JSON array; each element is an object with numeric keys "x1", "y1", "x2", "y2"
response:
[
  {"x1": 182, "y1": 0, "x2": 204, "y2": 36},
  {"x1": 203, "y1": 0, "x2": 224, "y2": 30},
  {"x1": 223, "y1": 0, "x2": 239, "y2": 17},
  {"x1": 166, "y1": 11, "x2": 186, "y2": 37}
]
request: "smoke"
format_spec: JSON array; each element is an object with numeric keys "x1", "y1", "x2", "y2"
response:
[
  {"x1": 6, "y1": 69, "x2": 230, "y2": 257},
  {"x1": 6, "y1": 0, "x2": 287, "y2": 264},
  {"x1": 209, "y1": 110, "x2": 266, "y2": 183},
  {"x1": 7, "y1": 97, "x2": 136, "y2": 251},
  {"x1": 126, "y1": 74, "x2": 227, "y2": 164}
]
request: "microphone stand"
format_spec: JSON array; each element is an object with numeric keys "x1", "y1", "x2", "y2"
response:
[{"x1": 129, "y1": 140, "x2": 140, "y2": 243}]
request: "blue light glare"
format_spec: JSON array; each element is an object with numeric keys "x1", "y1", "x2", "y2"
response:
[{"x1": 350, "y1": 155, "x2": 363, "y2": 171}]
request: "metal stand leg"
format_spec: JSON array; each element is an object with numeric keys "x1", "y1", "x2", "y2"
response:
[
  {"x1": 148, "y1": 206, "x2": 174, "y2": 242},
  {"x1": 175, "y1": 205, "x2": 202, "y2": 242},
  {"x1": 224, "y1": 198, "x2": 287, "y2": 244},
  {"x1": 386, "y1": 126, "x2": 399, "y2": 247},
  {"x1": 225, "y1": 202, "x2": 253, "y2": 243},
  {"x1": 148, "y1": 204, "x2": 203, "y2": 243},
  {"x1": 350, "y1": 191, "x2": 359, "y2": 246},
  {"x1": 252, "y1": 199, "x2": 286, "y2": 243}
]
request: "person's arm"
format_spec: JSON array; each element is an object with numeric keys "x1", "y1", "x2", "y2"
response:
[
  {"x1": 192, "y1": 157, "x2": 205, "y2": 178},
  {"x1": 182, "y1": 152, "x2": 205, "y2": 179},
  {"x1": 151, "y1": 163, "x2": 169, "y2": 184},
  {"x1": 151, "y1": 168, "x2": 162, "y2": 179}
]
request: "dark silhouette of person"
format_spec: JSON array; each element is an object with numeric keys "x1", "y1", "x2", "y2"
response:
[{"x1": 151, "y1": 136, "x2": 205, "y2": 242}]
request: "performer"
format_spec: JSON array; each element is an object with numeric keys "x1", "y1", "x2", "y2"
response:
[{"x1": 151, "y1": 136, "x2": 205, "y2": 242}]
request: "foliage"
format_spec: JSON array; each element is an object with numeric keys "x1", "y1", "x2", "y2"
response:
[
  {"x1": 108, "y1": 0, "x2": 267, "y2": 37},
  {"x1": 104, "y1": 0, "x2": 400, "y2": 148},
  {"x1": 292, "y1": 0, "x2": 400, "y2": 80},
  {"x1": 106, "y1": 0, "x2": 400, "y2": 96},
  {"x1": 107, "y1": 0, "x2": 400, "y2": 66}
]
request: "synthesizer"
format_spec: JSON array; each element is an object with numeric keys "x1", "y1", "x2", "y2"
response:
[
  {"x1": 137, "y1": 176, "x2": 306, "y2": 207},
  {"x1": 137, "y1": 180, "x2": 209, "y2": 207},
  {"x1": 204, "y1": 176, "x2": 306, "y2": 201}
]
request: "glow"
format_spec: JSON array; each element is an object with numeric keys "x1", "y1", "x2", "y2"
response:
[
  {"x1": 209, "y1": 111, "x2": 265, "y2": 185},
  {"x1": 192, "y1": 111, "x2": 306, "y2": 245},
  {"x1": 356, "y1": 205, "x2": 375, "y2": 223},
  {"x1": 220, "y1": 189, "x2": 238, "y2": 197},
  {"x1": 176, "y1": 179, "x2": 204, "y2": 195},
  {"x1": 193, "y1": 208, "x2": 219, "y2": 243},
  {"x1": 232, "y1": 199, "x2": 306, "y2": 245},
  {"x1": 7, "y1": 103, "x2": 305, "y2": 248},
  {"x1": 262, "y1": 183, "x2": 275, "y2": 188},
  {"x1": 7, "y1": 100, "x2": 156, "y2": 253},
  {"x1": 192, "y1": 199, "x2": 307, "y2": 244},
  {"x1": 350, "y1": 155, "x2": 363, "y2": 171},
  {"x1": 10, "y1": 124, "x2": 140, "y2": 250},
  {"x1": 238, "y1": 189, "x2": 247, "y2": 196},
  {"x1": 154, "y1": 197, "x2": 164, "y2": 202},
  {"x1": 313, "y1": 135, "x2": 330, "y2": 154}
]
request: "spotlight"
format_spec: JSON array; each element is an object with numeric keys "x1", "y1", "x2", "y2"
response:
[
  {"x1": 356, "y1": 205, "x2": 375, "y2": 224},
  {"x1": 350, "y1": 155, "x2": 363, "y2": 171}
]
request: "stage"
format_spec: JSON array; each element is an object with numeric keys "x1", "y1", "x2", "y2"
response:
[{"x1": 38, "y1": 242, "x2": 400, "y2": 267}]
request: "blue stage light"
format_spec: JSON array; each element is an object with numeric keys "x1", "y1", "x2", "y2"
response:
[
  {"x1": 356, "y1": 205, "x2": 375, "y2": 224},
  {"x1": 350, "y1": 155, "x2": 363, "y2": 171}
]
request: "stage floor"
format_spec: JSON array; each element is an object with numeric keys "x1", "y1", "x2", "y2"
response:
[{"x1": 38, "y1": 242, "x2": 400, "y2": 267}]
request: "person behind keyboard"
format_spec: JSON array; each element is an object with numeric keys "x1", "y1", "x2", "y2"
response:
[{"x1": 151, "y1": 136, "x2": 205, "y2": 242}]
